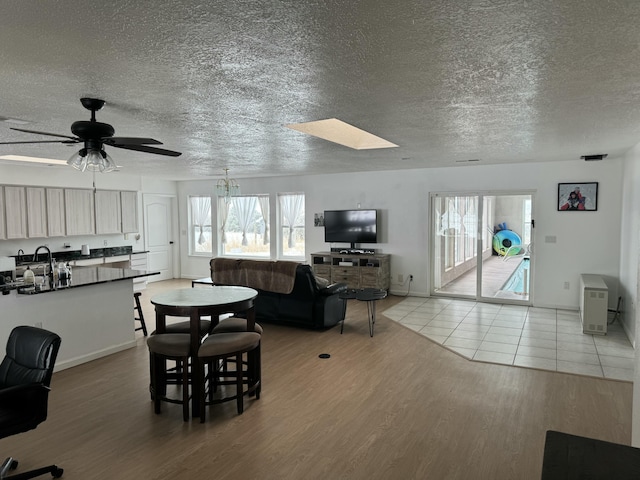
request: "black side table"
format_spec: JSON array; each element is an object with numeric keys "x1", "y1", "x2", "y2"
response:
[{"x1": 340, "y1": 288, "x2": 387, "y2": 337}]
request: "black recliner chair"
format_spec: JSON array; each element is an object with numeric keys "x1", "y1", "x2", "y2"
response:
[{"x1": 0, "y1": 326, "x2": 62, "y2": 479}]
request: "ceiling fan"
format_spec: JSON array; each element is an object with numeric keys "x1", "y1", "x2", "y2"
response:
[{"x1": 0, "y1": 97, "x2": 181, "y2": 172}]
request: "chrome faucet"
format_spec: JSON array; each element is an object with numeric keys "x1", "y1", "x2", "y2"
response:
[
  {"x1": 33, "y1": 246, "x2": 54, "y2": 278},
  {"x1": 17, "y1": 249, "x2": 24, "y2": 263}
]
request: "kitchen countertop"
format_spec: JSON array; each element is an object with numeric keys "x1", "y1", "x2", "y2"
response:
[
  {"x1": 0, "y1": 266, "x2": 159, "y2": 295},
  {"x1": 14, "y1": 246, "x2": 149, "y2": 265}
]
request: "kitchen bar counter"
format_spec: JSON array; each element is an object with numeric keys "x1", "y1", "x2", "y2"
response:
[
  {"x1": 0, "y1": 266, "x2": 159, "y2": 371},
  {"x1": 1, "y1": 266, "x2": 158, "y2": 295}
]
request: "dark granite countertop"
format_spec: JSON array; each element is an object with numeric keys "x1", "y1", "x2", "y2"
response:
[
  {"x1": 0, "y1": 266, "x2": 159, "y2": 296},
  {"x1": 14, "y1": 246, "x2": 149, "y2": 265}
]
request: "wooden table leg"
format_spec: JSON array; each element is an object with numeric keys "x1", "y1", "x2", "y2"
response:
[
  {"x1": 152, "y1": 310, "x2": 167, "y2": 398},
  {"x1": 246, "y1": 306, "x2": 256, "y2": 332},
  {"x1": 190, "y1": 308, "x2": 202, "y2": 418}
]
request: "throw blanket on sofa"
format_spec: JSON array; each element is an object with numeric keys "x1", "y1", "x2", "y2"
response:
[{"x1": 210, "y1": 258, "x2": 299, "y2": 294}]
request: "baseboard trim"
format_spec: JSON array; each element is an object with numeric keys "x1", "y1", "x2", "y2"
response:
[{"x1": 54, "y1": 340, "x2": 137, "y2": 372}]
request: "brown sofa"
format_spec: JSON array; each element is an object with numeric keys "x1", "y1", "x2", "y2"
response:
[{"x1": 209, "y1": 258, "x2": 348, "y2": 329}]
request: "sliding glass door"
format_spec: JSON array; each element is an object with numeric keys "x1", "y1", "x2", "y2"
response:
[{"x1": 431, "y1": 192, "x2": 533, "y2": 304}]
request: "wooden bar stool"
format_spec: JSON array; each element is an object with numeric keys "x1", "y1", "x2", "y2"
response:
[
  {"x1": 211, "y1": 317, "x2": 263, "y2": 398},
  {"x1": 197, "y1": 331, "x2": 261, "y2": 422},
  {"x1": 147, "y1": 333, "x2": 192, "y2": 421},
  {"x1": 134, "y1": 292, "x2": 148, "y2": 336},
  {"x1": 148, "y1": 319, "x2": 212, "y2": 397}
]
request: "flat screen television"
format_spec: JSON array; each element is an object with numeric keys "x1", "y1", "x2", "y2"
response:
[{"x1": 324, "y1": 209, "x2": 377, "y2": 247}]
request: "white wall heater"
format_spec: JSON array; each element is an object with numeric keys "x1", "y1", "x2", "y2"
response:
[{"x1": 579, "y1": 274, "x2": 608, "y2": 335}]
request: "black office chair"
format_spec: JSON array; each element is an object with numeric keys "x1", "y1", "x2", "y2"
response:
[{"x1": 0, "y1": 326, "x2": 63, "y2": 479}]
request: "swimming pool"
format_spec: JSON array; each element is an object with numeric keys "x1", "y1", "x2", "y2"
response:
[{"x1": 502, "y1": 258, "x2": 530, "y2": 294}]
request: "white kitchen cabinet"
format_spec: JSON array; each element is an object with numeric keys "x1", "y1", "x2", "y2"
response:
[
  {"x1": 120, "y1": 191, "x2": 139, "y2": 233},
  {"x1": 65, "y1": 189, "x2": 95, "y2": 236},
  {"x1": 4, "y1": 186, "x2": 27, "y2": 239},
  {"x1": 46, "y1": 188, "x2": 66, "y2": 237},
  {"x1": 95, "y1": 190, "x2": 122, "y2": 234},
  {"x1": 0, "y1": 187, "x2": 5, "y2": 240},
  {"x1": 26, "y1": 186, "x2": 48, "y2": 238},
  {"x1": 130, "y1": 252, "x2": 148, "y2": 291}
]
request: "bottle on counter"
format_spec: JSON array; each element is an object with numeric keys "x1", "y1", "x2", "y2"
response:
[
  {"x1": 23, "y1": 266, "x2": 34, "y2": 285},
  {"x1": 57, "y1": 262, "x2": 66, "y2": 283}
]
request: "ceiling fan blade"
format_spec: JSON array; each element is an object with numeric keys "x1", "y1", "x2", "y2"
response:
[
  {"x1": 110, "y1": 143, "x2": 182, "y2": 157},
  {"x1": 105, "y1": 137, "x2": 163, "y2": 146},
  {"x1": 0, "y1": 139, "x2": 78, "y2": 145},
  {"x1": 9, "y1": 127, "x2": 79, "y2": 141}
]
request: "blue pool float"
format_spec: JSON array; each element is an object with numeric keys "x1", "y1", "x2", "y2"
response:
[{"x1": 493, "y1": 230, "x2": 522, "y2": 256}]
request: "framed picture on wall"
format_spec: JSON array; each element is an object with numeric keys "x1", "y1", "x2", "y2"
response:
[{"x1": 557, "y1": 182, "x2": 598, "y2": 211}]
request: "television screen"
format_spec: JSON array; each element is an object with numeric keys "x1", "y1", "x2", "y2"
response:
[{"x1": 324, "y1": 209, "x2": 377, "y2": 244}]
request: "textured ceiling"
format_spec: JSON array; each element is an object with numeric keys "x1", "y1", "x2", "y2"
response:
[{"x1": 1, "y1": 0, "x2": 640, "y2": 180}]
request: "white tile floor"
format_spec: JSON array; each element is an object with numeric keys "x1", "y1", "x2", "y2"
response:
[{"x1": 383, "y1": 297, "x2": 635, "y2": 381}]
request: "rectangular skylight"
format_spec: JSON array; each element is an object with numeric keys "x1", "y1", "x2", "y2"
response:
[
  {"x1": 285, "y1": 118, "x2": 398, "y2": 150},
  {"x1": 0, "y1": 155, "x2": 67, "y2": 166},
  {"x1": 0, "y1": 117, "x2": 31, "y2": 125}
]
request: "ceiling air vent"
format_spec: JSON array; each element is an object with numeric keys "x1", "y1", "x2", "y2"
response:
[{"x1": 580, "y1": 154, "x2": 608, "y2": 161}]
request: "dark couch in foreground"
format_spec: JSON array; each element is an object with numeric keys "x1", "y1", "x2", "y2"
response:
[{"x1": 210, "y1": 258, "x2": 348, "y2": 329}]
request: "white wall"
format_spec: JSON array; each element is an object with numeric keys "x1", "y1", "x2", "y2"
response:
[
  {"x1": 178, "y1": 159, "x2": 624, "y2": 311},
  {"x1": 619, "y1": 145, "x2": 640, "y2": 446}
]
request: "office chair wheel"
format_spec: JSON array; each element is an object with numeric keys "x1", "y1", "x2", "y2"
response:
[{"x1": 52, "y1": 466, "x2": 64, "y2": 478}]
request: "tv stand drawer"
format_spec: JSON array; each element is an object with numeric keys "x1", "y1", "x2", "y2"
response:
[{"x1": 310, "y1": 252, "x2": 390, "y2": 291}]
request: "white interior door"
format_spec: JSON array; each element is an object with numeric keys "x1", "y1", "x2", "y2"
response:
[{"x1": 143, "y1": 195, "x2": 176, "y2": 282}]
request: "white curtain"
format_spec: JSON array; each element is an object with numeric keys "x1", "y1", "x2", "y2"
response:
[
  {"x1": 258, "y1": 196, "x2": 269, "y2": 244},
  {"x1": 232, "y1": 197, "x2": 257, "y2": 246},
  {"x1": 218, "y1": 196, "x2": 230, "y2": 244},
  {"x1": 280, "y1": 194, "x2": 304, "y2": 248},
  {"x1": 191, "y1": 197, "x2": 211, "y2": 245}
]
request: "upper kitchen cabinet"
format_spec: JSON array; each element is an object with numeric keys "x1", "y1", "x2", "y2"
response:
[
  {"x1": 120, "y1": 191, "x2": 139, "y2": 234},
  {"x1": 46, "y1": 188, "x2": 66, "y2": 237},
  {"x1": 26, "y1": 187, "x2": 48, "y2": 238},
  {"x1": 65, "y1": 188, "x2": 95, "y2": 236},
  {"x1": 95, "y1": 190, "x2": 122, "y2": 234},
  {"x1": 4, "y1": 186, "x2": 27, "y2": 239},
  {"x1": 0, "y1": 187, "x2": 5, "y2": 240}
]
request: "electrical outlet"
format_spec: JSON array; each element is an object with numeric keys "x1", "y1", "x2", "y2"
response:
[
  {"x1": 35, "y1": 321, "x2": 42, "y2": 328},
  {"x1": 104, "y1": 240, "x2": 108, "y2": 246},
  {"x1": 398, "y1": 274, "x2": 403, "y2": 283},
  {"x1": 563, "y1": 281, "x2": 570, "y2": 290},
  {"x1": 409, "y1": 274, "x2": 413, "y2": 281}
]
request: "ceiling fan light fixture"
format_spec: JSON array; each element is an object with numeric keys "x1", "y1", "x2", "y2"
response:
[{"x1": 67, "y1": 148, "x2": 116, "y2": 173}]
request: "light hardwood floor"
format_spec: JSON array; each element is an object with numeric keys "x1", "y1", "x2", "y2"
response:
[{"x1": 0, "y1": 279, "x2": 631, "y2": 479}]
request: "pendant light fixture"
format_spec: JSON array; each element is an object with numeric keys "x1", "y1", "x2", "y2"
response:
[{"x1": 216, "y1": 168, "x2": 240, "y2": 202}]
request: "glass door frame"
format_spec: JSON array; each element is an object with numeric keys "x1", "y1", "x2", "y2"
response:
[{"x1": 429, "y1": 190, "x2": 535, "y2": 306}]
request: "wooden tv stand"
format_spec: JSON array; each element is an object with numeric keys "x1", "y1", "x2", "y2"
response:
[{"x1": 310, "y1": 252, "x2": 390, "y2": 290}]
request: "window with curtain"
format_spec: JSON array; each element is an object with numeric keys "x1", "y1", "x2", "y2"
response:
[
  {"x1": 189, "y1": 196, "x2": 212, "y2": 255},
  {"x1": 219, "y1": 195, "x2": 269, "y2": 257},
  {"x1": 278, "y1": 193, "x2": 305, "y2": 258}
]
